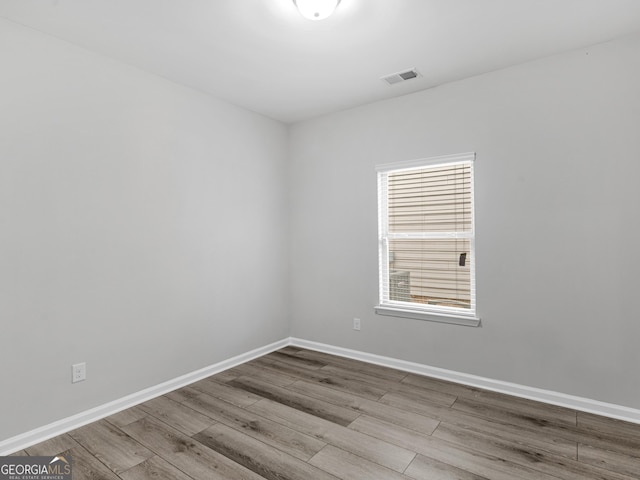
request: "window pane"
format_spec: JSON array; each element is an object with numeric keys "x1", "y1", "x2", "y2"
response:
[
  {"x1": 389, "y1": 238, "x2": 471, "y2": 309},
  {"x1": 388, "y1": 163, "x2": 472, "y2": 233}
]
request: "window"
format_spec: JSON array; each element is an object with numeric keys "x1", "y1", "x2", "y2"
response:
[{"x1": 376, "y1": 153, "x2": 479, "y2": 326}]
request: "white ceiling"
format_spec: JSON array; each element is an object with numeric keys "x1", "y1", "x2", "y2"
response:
[{"x1": 2, "y1": 0, "x2": 640, "y2": 123}]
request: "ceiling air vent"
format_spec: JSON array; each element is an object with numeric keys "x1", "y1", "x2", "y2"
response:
[{"x1": 381, "y1": 68, "x2": 422, "y2": 86}]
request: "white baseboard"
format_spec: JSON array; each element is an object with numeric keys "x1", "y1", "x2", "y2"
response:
[
  {"x1": 3, "y1": 335, "x2": 639, "y2": 455},
  {"x1": 290, "y1": 337, "x2": 640, "y2": 425},
  {"x1": 0, "y1": 338, "x2": 289, "y2": 456}
]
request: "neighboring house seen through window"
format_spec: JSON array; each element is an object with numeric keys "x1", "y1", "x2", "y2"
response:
[{"x1": 376, "y1": 153, "x2": 479, "y2": 326}]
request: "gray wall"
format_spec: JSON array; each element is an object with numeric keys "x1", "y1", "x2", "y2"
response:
[
  {"x1": 289, "y1": 33, "x2": 640, "y2": 409},
  {"x1": 0, "y1": 19, "x2": 289, "y2": 440}
]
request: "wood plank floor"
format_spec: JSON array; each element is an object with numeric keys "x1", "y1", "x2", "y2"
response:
[{"x1": 13, "y1": 347, "x2": 640, "y2": 479}]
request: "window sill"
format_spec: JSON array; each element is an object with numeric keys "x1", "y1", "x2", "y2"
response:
[{"x1": 375, "y1": 305, "x2": 481, "y2": 327}]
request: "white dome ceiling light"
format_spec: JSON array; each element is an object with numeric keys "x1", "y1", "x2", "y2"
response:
[{"x1": 293, "y1": 0, "x2": 341, "y2": 21}]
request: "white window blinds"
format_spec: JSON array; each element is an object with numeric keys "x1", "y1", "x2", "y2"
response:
[{"x1": 377, "y1": 153, "x2": 477, "y2": 323}]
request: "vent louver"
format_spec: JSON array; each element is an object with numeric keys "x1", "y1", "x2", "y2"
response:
[{"x1": 381, "y1": 68, "x2": 422, "y2": 86}]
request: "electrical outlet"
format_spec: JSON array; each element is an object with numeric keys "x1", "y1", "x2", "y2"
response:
[
  {"x1": 353, "y1": 318, "x2": 361, "y2": 331},
  {"x1": 72, "y1": 363, "x2": 86, "y2": 383}
]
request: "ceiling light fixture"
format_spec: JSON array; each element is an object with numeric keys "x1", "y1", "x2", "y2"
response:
[{"x1": 293, "y1": 0, "x2": 341, "y2": 21}]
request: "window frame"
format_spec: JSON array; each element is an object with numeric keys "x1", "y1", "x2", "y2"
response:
[{"x1": 375, "y1": 153, "x2": 480, "y2": 327}]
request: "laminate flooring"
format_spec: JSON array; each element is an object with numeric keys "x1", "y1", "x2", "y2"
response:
[{"x1": 13, "y1": 347, "x2": 640, "y2": 479}]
